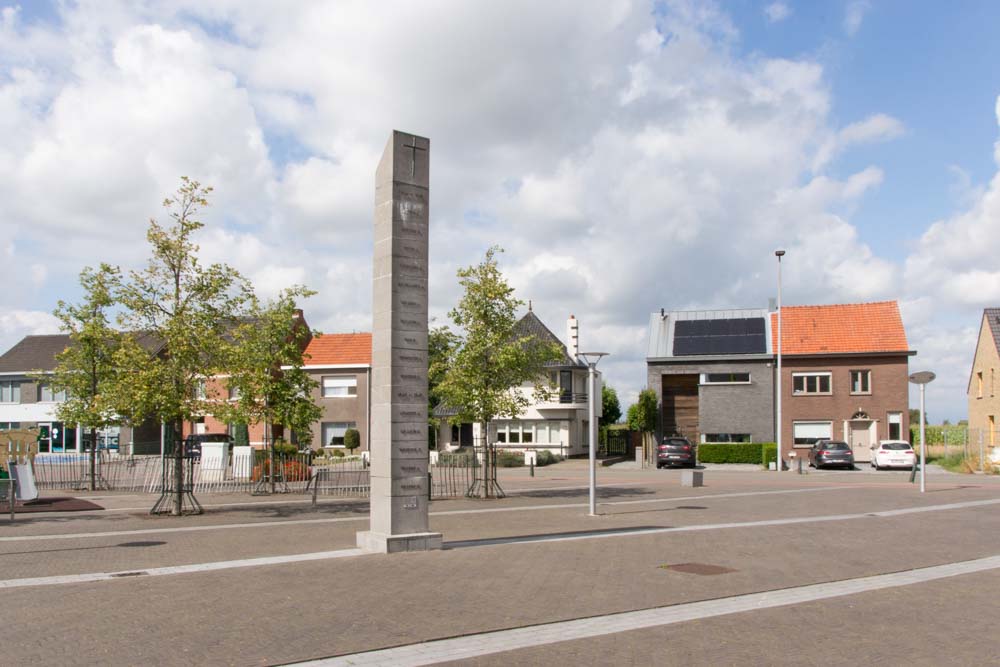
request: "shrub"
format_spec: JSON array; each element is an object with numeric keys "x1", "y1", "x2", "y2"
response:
[
  {"x1": 535, "y1": 450, "x2": 562, "y2": 466},
  {"x1": 496, "y1": 451, "x2": 524, "y2": 467},
  {"x1": 332, "y1": 448, "x2": 346, "y2": 458},
  {"x1": 272, "y1": 440, "x2": 298, "y2": 458},
  {"x1": 251, "y1": 459, "x2": 309, "y2": 482},
  {"x1": 343, "y1": 428, "x2": 360, "y2": 452},
  {"x1": 698, "y1": 443, "x2": 763, "y2": 464},
  {"x1": 438, "y1": 450, "x2": 476, "y2": 465},
  {"x1": 761, "y1": 443, "x2": 778, "y2": 468}
]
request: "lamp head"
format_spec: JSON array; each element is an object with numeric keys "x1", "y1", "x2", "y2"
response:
[{"x1": 775, "y1": 249, "x2": 786, "y2": 257}]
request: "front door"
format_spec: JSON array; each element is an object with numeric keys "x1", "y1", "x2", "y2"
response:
[{"x1": 849, "y1": 421, "x2": 872, "y2": 462}]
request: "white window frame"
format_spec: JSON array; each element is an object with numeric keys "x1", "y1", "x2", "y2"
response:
[
  {"x1": 228, "y1": 384, "x2": 241, "y2": 401},
  {"x1": 0, "y1": 380, "x2": 20, "y2": 403},
  {"x1": 887, "y1": 412, "x2": 903, "y2": 441},
  {"x1": 700, "y1": 372, "x2": 751, "y2": 385},
  {"x1": 322, "y1": 375, "x2": 358, "y2": 398},
  {"x1": 849, "y1": 370, "x2": 872, "y2": 395},
  {"x1": 321, "y1": 421, "x2": 357, "y2": 447},
  {"x1": 792, "y1": 372, "x2": 832, "y2": 396},
  {"x1": 792, "y1": 421, "x2": 833, "y2": 446},
  {"x1": 38, "y1": 383, "x2": 67, "y2": 403}
]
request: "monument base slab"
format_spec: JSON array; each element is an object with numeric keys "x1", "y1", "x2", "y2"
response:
[{"x1": 356, "y1": 530, "x2": 443, "y2": 553}]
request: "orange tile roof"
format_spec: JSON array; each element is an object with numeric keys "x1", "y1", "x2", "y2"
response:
[
  {"x1": 770, "y1": 301, "x2": 909, "y2": 355},
  {"x1": 303, "y1": 332, "x2": 372, "y2": 366}
]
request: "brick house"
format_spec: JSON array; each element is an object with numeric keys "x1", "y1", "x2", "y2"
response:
[
  {"x1": 298, "y1": 333, "x2": 372, "y2": 452},
  {"x1": 966, "y1": 308, "x2": 1000, "y2": 446},
  {"x1": 646, "y1": 308, "x2": 775, "y2": 444},
  {"x1": 772, "y1": 301, "x2": 913, "y2": 466}
]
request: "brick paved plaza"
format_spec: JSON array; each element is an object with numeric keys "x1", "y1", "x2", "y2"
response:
[{"x1": 5, "y1": 460, "x2": 1000, "y2": 666}]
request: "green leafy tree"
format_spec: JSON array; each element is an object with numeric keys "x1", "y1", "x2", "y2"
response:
[
  {"x1": 221, "y1": 287, "x2": 321, "y2": 450},
  {"x1": 428, "y1": 323, "x2": 459, "y2": 450},
  {"x1": 600, "y1": 385, "x2": 622, "y2": 427},
  {"x1": 436, "y1": 247, "x2": 563, "y2": 498},
  {"x1": 627, "y1": 388, "x2": 659, "y2": 461},
  {"x1": 232, "y1": 423, "x2": 250, "y2": 447},
  {"x1": 112, "y1": 178, "x2": 254, "y2": 515},
  {"x1": 343, "y1": 428, "x2": 360, "y2": 453},
  {"x1": 43, "y1": 265, "x2": 125, "y2": 490}
]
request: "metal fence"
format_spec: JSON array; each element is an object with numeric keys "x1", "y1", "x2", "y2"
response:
[{"x1": 30, "y1": 450, "x2": 482, "y2": 499}]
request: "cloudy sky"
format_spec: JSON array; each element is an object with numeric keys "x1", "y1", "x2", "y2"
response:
[{"x1": 2, "y1": 1, "x2": 1000, "y2": 421}]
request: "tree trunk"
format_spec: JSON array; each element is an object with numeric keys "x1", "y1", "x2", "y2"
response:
[
  {"x1": 89, "y1": 427, "x2": 97, "y2": 491},
  {"x1": 173, "y1": 421, "x2": 184, "y2": 516}
]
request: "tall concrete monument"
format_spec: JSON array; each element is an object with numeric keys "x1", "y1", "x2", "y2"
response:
[{"x1": 357, "y1": 131, "x2": 442, "y2": 553}]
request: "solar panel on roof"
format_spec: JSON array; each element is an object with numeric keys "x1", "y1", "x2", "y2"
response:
[{"x1": 673, "y1": 318, "x2": 766, "y2": 356}]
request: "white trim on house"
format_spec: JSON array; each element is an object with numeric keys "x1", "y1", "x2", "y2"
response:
[{"x1": 285, "y1": 364, "x2": 372, "y2": 370}]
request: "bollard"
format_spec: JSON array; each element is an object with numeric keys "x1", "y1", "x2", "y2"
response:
[
  {"x1": 909, "y1": 460, "x2": 918, "y2": 484},
  {"x1": 797, "y1": 457, "x2": 803, "y2": 475},
  {"x1": 427, "y1": 472, "x2": 432, "y2": 502},
  {"x1": 530, "y1": 460, "x2": 534, "y2": 477}
]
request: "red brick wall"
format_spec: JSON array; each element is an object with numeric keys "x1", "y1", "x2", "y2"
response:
[{"x1": 778, "y1": 354, "x2": 910, "y2": 461}]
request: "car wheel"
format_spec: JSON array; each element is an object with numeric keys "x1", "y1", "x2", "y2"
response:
[
  {"x1": 873, "y1": 460, "x2": 879, "y2": 471},
  {"x1": 656, "y1": 463, "x2": 662, "y2": 469}
]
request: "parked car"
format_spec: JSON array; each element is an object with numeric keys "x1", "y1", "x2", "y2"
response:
[
  {"x1": 808, "y1": 440, "x2": 854, "y2": 470},
  {"x1": 871, "y1": 440, "x2": 916, "y2": 470},
  {"x1": 656, "y1": 436, "x2": 696, "y2": 469},
  {"x1": 183, "y1": 433, "x2": 234, "y2": 461}
]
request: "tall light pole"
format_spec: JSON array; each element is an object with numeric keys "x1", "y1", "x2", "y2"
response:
[
  {"x1": 579, "y1": 351, "x2": 608, "y2": 516},
  {"x1": 909, "y1": 371, "x2": 935, "y2": 493},
  {"x1": 775, "y1": 249, "x2": 785, "y2": 472}
]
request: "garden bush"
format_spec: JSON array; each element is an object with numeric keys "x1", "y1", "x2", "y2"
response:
[
  {"x1": 535, "y1": 450, "x2": 562, "y2": 466},
  {"x1": 343, "y1": 428, "x2": 360, "y2": 452},
  {"x1": 496, "y1": 451, "x2": 524, "y2": 467},
  {"x1": 272, "y1": 441, "x2": 298, "y2": 457},
  {"x1": 761, "y1": 443, "x2": 778, "y2": 468},
  {"x1": 438, "y1": 450, "x2": 476, "y2": 465},
  {"x1": 697, "y1": 443, "x2": 763, "y2": 464}
]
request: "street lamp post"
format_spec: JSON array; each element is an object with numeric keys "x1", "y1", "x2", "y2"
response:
[
  {"x1": 775, "y1": 249, "x2": 785, "y2": 472},
  {"x1": 909, "y1": 371, "x2": 936, "y2": 493},
  {"x1": 579, "y1": 351, "x2": 608, "y2": 516}
]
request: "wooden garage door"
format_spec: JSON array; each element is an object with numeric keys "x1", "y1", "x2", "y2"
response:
[{"x1": 661, "y1": 375, "x2": 699, "y2": 442}]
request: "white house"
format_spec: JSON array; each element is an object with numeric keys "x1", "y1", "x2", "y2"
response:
[{"x1": 435, "y1": 309, "x2": 601, "y2": 457}]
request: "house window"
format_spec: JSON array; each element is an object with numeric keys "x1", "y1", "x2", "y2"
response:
[
  {"x1": 321, "y1": 421, "x2": 356, "y2": 447},
  {"x1": 792, "y1": 372, "x2": 831, "y2": 395},
  {"x1": 228, "y1": 385, "x2": 241, "y2": 400},
  {"x1": 0, "y1": 381, "x2": 20, "y2": 403},
  {"x1": 701, "y1": 373, "x2": 751, "y2": 385},
  {"x1": 701, "y1": 433, "x2": 752, "y2": 443},
  {"x1": 322, "y1": 376, "x2": 358, "y2": 398},
  {"x1": 38, "y1": 383, "x2": 67, "y2": 402},
  {"x1": 887, "y1": 412, "x2": 903, "y2": 440},
  {"x1": 850, "y1": 370, "x2": 871, "y2": 395},
  {"x1": 978, "y1": 371, "x2": 984, "y2": 398},
  {"x1": 193, "y1": 380, "x2": 206, "y2": 400},
  {"x1": 0, "y1": 422, "x2": 21, "y2": 430},
  {"x1": 793, "y1": 421, "x2": 833, "y2": 445},
  {"x1": 495, "y1": 420, "x2": 555, "y2": 445}
]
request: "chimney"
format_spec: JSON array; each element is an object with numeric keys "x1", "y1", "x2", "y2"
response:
[
  {"x1": 567, "y1": 315, "x2": 579, "y2": 357},
  {"x1": 767, "y1": 298, "x2": 777, "y2": 312}
]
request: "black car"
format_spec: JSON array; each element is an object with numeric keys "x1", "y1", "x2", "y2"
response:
[
  {"x1": 183, "y1": 433, "x2": 234, "y2": 461},
  {"x1": 656, "y1": 436, "x2": 696, "y2": 469},
  {"x1": 808, "y1": 440, "x2": 854, "y2": 470}
]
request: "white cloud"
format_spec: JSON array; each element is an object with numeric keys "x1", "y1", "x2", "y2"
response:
[
  {"x1": 844, "y1": 1, "x2": 871, "y2": 36},
  {"x1": 764, "y1": 2, "x2": 792, "y2": 23},
  {"x1": 0, "y1": 1, "x2": 958, "y2": 419}
]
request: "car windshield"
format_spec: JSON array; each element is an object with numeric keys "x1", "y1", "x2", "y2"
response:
[
  {"x1": 881, "y1": 443, "x2": 910, "y2": 451},
  {"x1": 824, "y1": 442, "x2": 850, "y2": 450}
]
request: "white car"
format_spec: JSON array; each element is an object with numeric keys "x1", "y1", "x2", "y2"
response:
[{"x1": 871, "y1": 440, "x2": 916, "y2": 470}]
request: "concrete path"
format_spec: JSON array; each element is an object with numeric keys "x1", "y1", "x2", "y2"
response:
[{"x1": 3, "y1": 464, "x2": 999, "y2": 665}]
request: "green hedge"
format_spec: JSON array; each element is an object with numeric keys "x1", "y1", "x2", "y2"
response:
[
  {"x1": 762, "y1": 443, "x2": 777, "y2": 468},
  {"x1": 697, "y1": 443, "x2": 763, "y2": 464}
]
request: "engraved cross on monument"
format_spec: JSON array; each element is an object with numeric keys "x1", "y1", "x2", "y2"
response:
[{"x1": 357, "y1": 131, "x2": 442, "y2": 553}]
